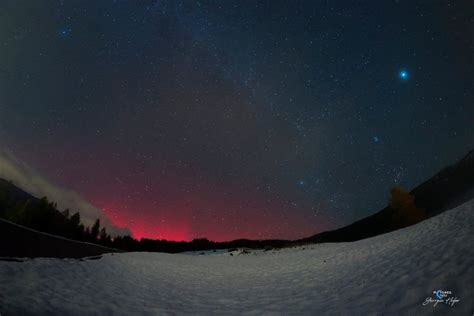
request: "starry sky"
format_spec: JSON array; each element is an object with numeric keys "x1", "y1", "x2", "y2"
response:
[{"x1": 0, "y1": 1, "x2": 473, "y2": 241}]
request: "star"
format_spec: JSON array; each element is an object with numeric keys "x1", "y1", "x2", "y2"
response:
[
  {"x1": 372, "y1": 136, "x2": 380, "y2": 143},
  {"x1": 59, "y1": 27, "x2": 72, "y2": 38},
  {"x1": 399, "y1": 70, "x2": 409, "y2": 80}
]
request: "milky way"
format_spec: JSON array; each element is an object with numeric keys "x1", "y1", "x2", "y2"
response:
[{"x1": 0, "y1": 1, "x2": 473, "y2": 241}]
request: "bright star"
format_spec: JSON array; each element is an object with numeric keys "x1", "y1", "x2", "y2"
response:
[
  {"x1": 373, "y1": 136, "x2": 379, "y2": 143},
  {"x1": 298, "y1": 180, "x2": 305, "y2": 186},
  {"x1": 399, "y1": 70, "x2": 409, "y2": 80}
]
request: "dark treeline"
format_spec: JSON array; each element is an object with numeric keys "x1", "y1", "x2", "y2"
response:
[
  {"x1": 0, "y1": 179, "x2": 293, "y2": 252},
  {"x1": 0, "y1": 187, "x2": 114, "y2": 247},
  {"x1": 112, "y1": 237, "x2": 293, "y2": 253}
]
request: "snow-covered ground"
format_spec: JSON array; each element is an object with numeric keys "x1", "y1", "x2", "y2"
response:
[{"x1": 1, "y1": 200, "x2": 473, "y2": 315}]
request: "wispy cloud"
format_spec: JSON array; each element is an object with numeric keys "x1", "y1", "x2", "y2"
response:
[{"x1": 0, "y1": 149, "x2": 130, "y2": 236}]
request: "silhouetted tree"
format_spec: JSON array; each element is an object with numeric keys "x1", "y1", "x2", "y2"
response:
[
  {"x1": 70, "y1": 212, "x2": 81, "y2": 228},
  {"x1": 99, "y1": 227, "x2": 107, "y2": 240},
  {"x1": 390, "y1": 187, "x2": 426, "y2": 226},
  {"x1": 84, "y1": 226, "x2": 91, "y2": 241},
  {"x1": 62, "y1": 209, "x2": 70, "y2": 219},
  {"x1": 91, "y1": 219, "x2": 100, "y2": 241},
  {"x1": 99, "y1": 227, "x2": 112, "y2": 246}
]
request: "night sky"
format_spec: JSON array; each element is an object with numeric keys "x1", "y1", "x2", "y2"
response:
[{"x1": 1, "y1": 1, "x2": 473, "y2": 241}]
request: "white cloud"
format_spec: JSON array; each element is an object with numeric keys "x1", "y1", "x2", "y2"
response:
[{"x1": 0, "y1": 149, "x2": 130, "y2": 236}]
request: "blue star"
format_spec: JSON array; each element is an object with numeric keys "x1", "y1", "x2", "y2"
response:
[
  {"x1": 399, "y1": 70, "x2": 409, "y2": 80},
  {"x1": 372, "y1": 136, "x2": 380, "y2": 143},
  {"x1": 59, "y1": 27, "x2": 72, "y2": 38},
  {"x1": 298, "y1": 179, "x2": 305, "y2": 186}
]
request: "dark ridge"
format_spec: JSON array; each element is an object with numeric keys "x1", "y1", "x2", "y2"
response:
[
  {"x1": 299, "y1": 149, "x2": 474, "y2": 244},
  {"x1": 0, "y1": 218, "x2": 123, "y2": 258}
]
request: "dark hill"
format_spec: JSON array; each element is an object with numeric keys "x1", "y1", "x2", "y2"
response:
[
  {"x1": 0, "y1": 178, "x2": 42, "y2": 216},
  {"x1": 299, "y1": 149, "x2": 474, "y2": 244},
  {"x1": 0, "y1": 179, "x2": 123, "y2": 257},
  {"x1": 0, "y1": 218, "x2": 123, "y2": 258}
]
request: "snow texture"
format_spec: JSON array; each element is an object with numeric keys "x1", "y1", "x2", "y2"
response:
[{"x1": 1, "y1": 200, "x2": 473, "y2": 315}]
